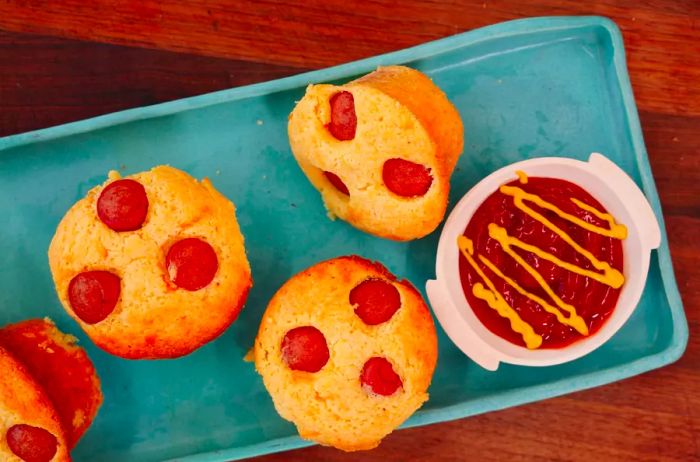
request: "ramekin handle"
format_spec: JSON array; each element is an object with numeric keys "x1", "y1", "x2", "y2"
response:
[
  {"x1": 588, "y1": 153, "x2": 661, "y2": 249},
  {"x1": 426, "y1": 279, "x2": 501, "y2": 371}
]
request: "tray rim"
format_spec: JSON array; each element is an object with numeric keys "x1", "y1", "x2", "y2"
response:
[{"x1": 0, "y1": 15, "x2": 688, "y2": 462}]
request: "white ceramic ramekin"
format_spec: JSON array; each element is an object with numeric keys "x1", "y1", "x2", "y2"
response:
[{"x1": 426, "y1": 153, "x2": 661, "y2": 370}]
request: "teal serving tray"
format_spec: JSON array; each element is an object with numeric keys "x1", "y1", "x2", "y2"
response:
[{"x1": 0, "y1": 16, "x2": 687, "y2": 462}]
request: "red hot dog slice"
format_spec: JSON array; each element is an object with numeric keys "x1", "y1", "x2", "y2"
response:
[
  {"x1": 382, "y1": 159, "x2": 433, "y2": 197},
  {"x1": 166, "y1": 238, "x2": 219, "y2": 291},
  {"x1": 327, "y1": 91, "x2": 357, "y2": 141},
  {"x1": 68, "y1": 271, "x2": 121, "y2": 324},
  {"x1": 6, "y1": 424, "x2": 58, "y2": 462},
  {"x1": 96, "y1": 179, "x2": 149, "y2": 232},
  {"x1": 323, "y1": 171, "x2": 350, "y2": 195},
  {"x1": 360, "y1": 357, "x2": 403, "y2": 397},
  {"x1": 281, "y1": 326, "x2": 329, "y2": 373},
  {"x1": 350, "y1": 279, "x2": 401, "y2": 325}
]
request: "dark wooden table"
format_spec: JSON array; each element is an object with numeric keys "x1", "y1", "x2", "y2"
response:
[{"x1": 1, "y1": 1, "x2": 698, "y2": 461}]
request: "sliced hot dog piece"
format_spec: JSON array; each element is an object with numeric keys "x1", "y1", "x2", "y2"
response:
[
  {"x1": 323, "y1": 171, "x2": 350, "y2": 195},
  {"x1": 96, "y1": 178, "x2": 149, "y2": 232},
  {"x1": 6, "y1": 424, "x2": 58, "y2": 462},
  {"x1": 68, "y1": 270, "x2": 121, "y2": 324},
  {"x1": 350, "y1": 279, "x2": 401, "y2": 325},
  {"x1": 166, "y1": 238, "x2": 219, "y2": 291},
  {"x1": 382, "y1": 158, "x2": 433, "y2": 197},
  {"x1": 360, "y1": 357, "x2": 403, "y2": 397},
  {"x1": 281, "y1": 326, "x2": 329, "y2": 373},
  {"x1": 327, "y1": 91, "x2": 357, "y2": 141}
]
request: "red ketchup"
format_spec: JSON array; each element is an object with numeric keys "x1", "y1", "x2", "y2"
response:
[{"x1": 459, "y1": 177, "x2": 624, "y2": 349}]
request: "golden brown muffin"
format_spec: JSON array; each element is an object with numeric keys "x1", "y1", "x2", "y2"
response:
[
  {"x1": 0, "y1": 319, "x2": 102, "y2": 448},
  {"x1": 0, "y1": 345, "x2": 71, "y2": 462},
  {"x1": 49, "y1": 166, "x2": 252, "y2": 359},
  {"x1": 254, "y1": 256, "x2": 438, "y2": 451},
  {"x1": 288, "y1": 65, "x2": 464, "y2": 241}
]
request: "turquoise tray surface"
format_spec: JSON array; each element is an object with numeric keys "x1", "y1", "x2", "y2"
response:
[{"x1": 0, "y1": 16, "x2": 687, "y2": 462}]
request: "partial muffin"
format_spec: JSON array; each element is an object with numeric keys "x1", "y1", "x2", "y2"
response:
[
  {"x1": 49, "y1": 166, "x2": 252, "y2": 359},
  {"x1": 0, "y1": 319, "x2": 102, "y2": 448},
  {"x1": 288, "y1": 65, "x2": 464, "y2": 240},
  {"x1": 254, "y1": 256, "x2": 438, "y2": 451},
  {"x1": 0, "y1": 345, "x2": 71, "y2": 462}
]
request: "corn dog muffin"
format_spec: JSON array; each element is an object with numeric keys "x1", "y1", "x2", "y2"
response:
[
  {"x1": 49, "y1": 166, "x2": 252, "y2": 359},
  {"x1": 288, "y1": 65, "x2": 464, "y2": 241},
  {"x1": 0, "y1": 345, "x2": 70, "y2": 462},
  {"x1": 254, "y1": 256, "x2": 438, "y2": 451},
  {"x1": 0, "y1": 319, "x2": 102, "y2": 448}
]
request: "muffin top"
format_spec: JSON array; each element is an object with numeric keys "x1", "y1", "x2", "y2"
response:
[
  {"x1": 255, "y1": 256, "x2": 437, "y2": 451},
  {"x1": 49, "y1": 166, "x2": 252, "y2": 359},
  {"x1": 288, "y1": 66, "x2": 463, "y2": 241}
]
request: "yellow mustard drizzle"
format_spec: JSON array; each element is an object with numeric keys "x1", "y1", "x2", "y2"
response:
[
  {"x1": 571, "y1": 197, "x2": 627, "y2": 237},
  {"x1": 500, "y1": 185, "x2": 625, "y2": 288},
  {"x1": 458, "y1": 236, "x2": 543, "y2": 349},
  {"x1": 487, "y1": 224, "x2": 588, "y2": 335},
  {"x1": 458, "y1": 171, "x2": 627, "y2": 348},
  {"x1": 500, "y1": 185, "x2": 628, "y2": 239},
  {"x1": 475, "y1": 247, "x2": 588, "y2": 336},
  {"x1": 488, "y1": 224, "x2": 618, "y2": 289}
]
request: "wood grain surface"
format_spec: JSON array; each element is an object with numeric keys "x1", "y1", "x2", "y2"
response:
[
  {"x1": 0, "y1": 1, "x2": 698, "y2": 461},
  {"x1": 0, "y1": 0, "x2": 699, "y2": 117}
]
